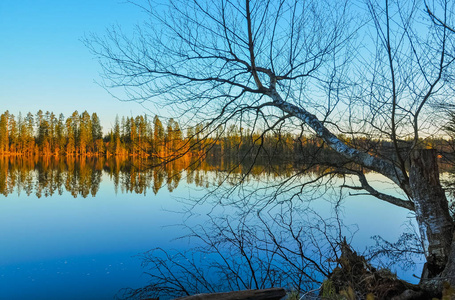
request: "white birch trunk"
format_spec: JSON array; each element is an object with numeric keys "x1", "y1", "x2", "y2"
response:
[
  {"x1": 270, "y1": 89, "x2": 455, "y2": 287},
  {"x1": 409, "y1": 150, "x2": 453, "y2": 280}
]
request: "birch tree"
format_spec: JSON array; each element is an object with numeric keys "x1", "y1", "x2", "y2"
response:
[{"x1": 86, "y1": 0, "x2": 455, "y2": 294}]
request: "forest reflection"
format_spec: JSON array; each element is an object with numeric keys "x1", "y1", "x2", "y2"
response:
[{"x1": 0, "y1": 155, "x2": 308, "y2": 198}]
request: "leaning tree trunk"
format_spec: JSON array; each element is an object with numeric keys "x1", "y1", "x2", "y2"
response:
[{"x1": 409, "y1": 149, "x2": 454, "y2": 289}]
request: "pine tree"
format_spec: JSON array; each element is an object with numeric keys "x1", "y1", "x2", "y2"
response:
[
  {"x1": 91, "y1": 112, "x2": 104, "y2": 155},
  {"x1": 113, "y1": 115, "x2": 121, "y2": 155},
  {"x1": 153, "y1": 116, "x2": 164, "y2": 157},
  {"x1": 79, "y1": 111, "x2": 92, "y2": 155},
  {"x1": 24, "y1": 112, "x2": 35, "y2": 155},
  {"x1": 0, "y1": 111, "x2": 10, "y2": 155},
  {"x1": 9, "y1": 114, "x2": 18, "y2": 154},
  {"x1": 66, "y1": 112, "x2": 78, "y2": 156},
  {"x1": 55, "y1": 113, "x2": 66, "y2": 155},
  {"x1": 36, "y1": 111, "x2": 51, "y2": 154}
]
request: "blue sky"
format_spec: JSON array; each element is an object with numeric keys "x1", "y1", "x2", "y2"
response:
[{"x1": 0, "y1": 0, "x2": 150, "y2": 131}]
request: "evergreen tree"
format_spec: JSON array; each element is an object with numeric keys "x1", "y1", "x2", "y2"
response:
[
  {"x1": 0, "y1": 111, "x2": 10, "y2": 154},
  {"x1": 24, "y1": 112, "x2": 35, "y2": 155},
  {"x1": 55, "y1": 113, "x2": 66, "y2": 155},
  {"x1": 136, "y1": 115, "x2": 148, "y2": 156},
  {"x1": 166, "y1": 118, "x2": 182, "y2": 154},
  {"x1": 153, "y1": 116, "x2": 164, "y2": 157},
  {"x1": 36, "y1": 111, "x2": 51, "y2": 154},
  {"x1": 79, "y1": 111, "x2": 92, "y2": 155},
  {"x1": 113, "y1": 115, "x2": 121, "y2": 155},
  {"x1": 48, "y1": 112, "x2": 57, "y2": 155},
  {"x1": 17, "y1": 112, "x2": 24, "y2": 154},
  {"x1": 9, "y1": 114, "x2": 18, "y2": 154},
  {"x1": 66, "y1": 112, "x2": 78, "y2": 156},
  {"x1": 91, "y1": 112, "x2": 103, "y2": 155},
  {"x1": 129, "y1": 117, "x2": 137, "y2": 155},
  {"x1": 91, "y1": 113, "x2": 103, "y2": 141}
]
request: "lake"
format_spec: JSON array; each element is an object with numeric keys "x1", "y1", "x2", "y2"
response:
[{"x1": 0, "y1": 156, "x2": 424, "y2": 300}]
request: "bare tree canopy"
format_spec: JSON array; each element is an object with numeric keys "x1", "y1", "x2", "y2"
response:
[{"x1": 86, "y1": 0, "x2": 455, "y2": 296}]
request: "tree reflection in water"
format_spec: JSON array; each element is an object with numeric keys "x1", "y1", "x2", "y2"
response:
[
  {"x1": 0, "y1": 155, "x2": 423, "y2": 299},
  {"x1": 0, "y1": 155, "x2": 303, "y2": 198}
]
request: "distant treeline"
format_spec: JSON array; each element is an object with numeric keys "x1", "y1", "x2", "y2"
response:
[
  {"x1": 0, "y1": 110, "x2": 191, "y2": 158},
  {"x1": 0, "y1": 109, "x2": 324, "y2": 160},
  {"x1": 0, "y1": 110, "x2": 453, "y2": 164}
]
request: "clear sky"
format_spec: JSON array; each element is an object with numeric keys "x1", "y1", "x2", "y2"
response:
[{"x1": 0, "y1": 0, "x2": 151, "y2": 132}]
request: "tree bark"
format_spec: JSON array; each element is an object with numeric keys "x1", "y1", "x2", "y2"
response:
[
  {"x1": 409, "y1": 149, "x2": 454, "y2": 283},
  {"x1": 269, "y1": 91, "x2": 413, "y2": 199}
]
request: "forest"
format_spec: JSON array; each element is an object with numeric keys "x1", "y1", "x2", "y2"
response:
[{"x1": 1, "y1": 110, "x2": 454, "y2": 168}]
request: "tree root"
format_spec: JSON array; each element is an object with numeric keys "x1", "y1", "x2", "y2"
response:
[{"x1": 321, "y1": 240, "x2": 433, "y2": 300}]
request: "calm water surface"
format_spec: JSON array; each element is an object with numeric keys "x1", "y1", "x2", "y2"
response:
[{"x1": 0, "y1": 158, "x2": 423, "y2": 299}]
